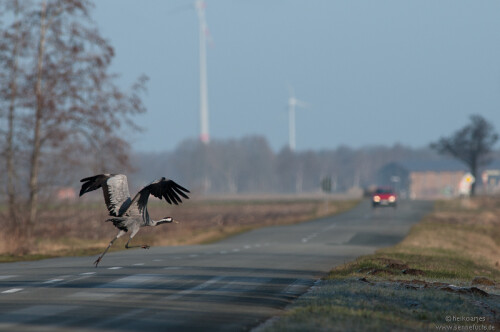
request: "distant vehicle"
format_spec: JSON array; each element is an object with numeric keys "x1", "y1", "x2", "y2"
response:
[{"x1": 372, "y1": 187, "x2": 397, "y2": 208}]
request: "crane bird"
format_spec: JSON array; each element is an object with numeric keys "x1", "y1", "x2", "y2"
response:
[{"x1": 79, "y1": 174, "x2": 190, "y2": 267}]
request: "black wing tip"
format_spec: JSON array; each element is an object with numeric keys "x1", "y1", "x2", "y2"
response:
[
  {"x1": 140, "y1": 177, "x2": 190, "y2": 206},
  {"x1": 172, "y1": 186, "x2": 190, "y2": 200},
  {"x1": 171, "y1": 180, "x2": 191, "y2": 194},
  {"x1": 163, "y1": 179, "x2": 190, "y2": 204},
  {"x1": 79, "y1": 174, "x2": 113, "y2": 197},
  {"x1": 80, "y1": 174, "x2": 101, "y2": 183},
  {"x1": 79, "y1": 186, "x2": 89, "y2": 197}
]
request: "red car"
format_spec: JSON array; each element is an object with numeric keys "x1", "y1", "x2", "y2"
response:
[{"x1": 372, "y1": 187, "x2": 397, "y2": 208}]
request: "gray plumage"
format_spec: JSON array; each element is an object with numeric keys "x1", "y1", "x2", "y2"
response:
[{"x1": 79, "y1": 173, "x2": 190, "y2": 267}]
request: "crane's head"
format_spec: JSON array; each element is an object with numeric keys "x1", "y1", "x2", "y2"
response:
[{"x1": 158, "y1": 217, "x2": 178, "y2": 225}]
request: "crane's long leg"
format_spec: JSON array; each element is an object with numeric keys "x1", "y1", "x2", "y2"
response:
[
  {"x1": 125, "y1": 228, "x2": 150, "y2": 249},
  {"x1": 94, "y1": 230, "x2": 126, "y2": 267}
]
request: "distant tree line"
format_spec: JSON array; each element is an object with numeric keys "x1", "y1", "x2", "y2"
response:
[
  {"x1": 131, "y1": 113, "x2": 499, "y2": 195},
  {"x1": 0, "y1": 0, "x2": 146, "y2": 237},
  {"x1": 131, "y1": 136, "x2": 449, "y2": 195}
]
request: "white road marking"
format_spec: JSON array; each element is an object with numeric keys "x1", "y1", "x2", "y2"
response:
[
  {"x1": 1, "y1": 288, "x2": 23, "y2": 294},
  {"x1": 0, "y1": 275, "x2": 17, "y2": 280},
  {"x1": 43, "y1": 278, "x2": 64, "y2": 284},
  {"x1": 102, "y1": 274, "x2": 160, "y2": 288},
  {"x1": 108, "y1": 266, "x2": 122, "y2": 270},
  {"x1": 243, "y1": 245, "x2": 251, "y2": 249},
  {"x1": 232, "y1": 248, "x2": 240, "y2": 252},
  {"x1": 153, "y1": 259, "x2": 163, "y2": 262},
  {"x1": 53, "y1": 274, "x2": 96, "y2": 287},
  {"x1": 133, "y1": 263, "x2": 145, "y2": 266},
  {"x1": 189, "y1": 254, "x2": 199, "y2": 258},
  {"x1": 165, "y1": 276, "x2": 224, "y2": 300},
  {"x1": 219, "y1": 251, "x2": 227, "y2": 254},
  {"x1": 301, "y1": 233, "x2": 319, "y2": 243}
]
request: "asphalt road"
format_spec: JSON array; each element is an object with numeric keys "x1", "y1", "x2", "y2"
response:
[{"x1": 0, "y1": 199, "x2": 433, "y2": 332}]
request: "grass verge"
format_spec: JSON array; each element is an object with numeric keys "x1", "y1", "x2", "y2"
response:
[{"x1": 260, "y1": 197, "x2": 500, "y2": 331}]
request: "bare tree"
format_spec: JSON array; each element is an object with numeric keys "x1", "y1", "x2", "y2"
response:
[
  {"x1": 27, "y1": 0, "x2": 49, "y2": 232},
  {"x1": 0, "y1": 0, "x2": 149, "y2": 233},
  {"x1": 430, "y1": 114, "x2": 499, "y2": 196},
  {"x1": 0, "y1": 0, "x2": 31, "y2": 228}
]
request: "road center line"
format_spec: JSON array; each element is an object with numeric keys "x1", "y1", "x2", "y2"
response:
[
  {"x1": 301, "y1": 233, "x2": 319, "y2": 243},
  {"x1": 43, "y1": 278, "x2": 64, "y2": 284},
  {"x1": 1, "y1": 288, "x2": 23, "y2": 294},
  {"x1": 0, "y1": 275, "x2": 17, "y2": 280}
]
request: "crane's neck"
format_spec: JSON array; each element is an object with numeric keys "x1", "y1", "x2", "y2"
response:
[{"x1": 150, "y1": 217, "x2": 174, "y2": 226}]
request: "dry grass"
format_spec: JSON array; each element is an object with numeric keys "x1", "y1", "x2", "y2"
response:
[
  {"x1": 398, "y1": 198, "x2": 500, "y2": 268},
  {"x1": 0, "y1": 196, "x2": 358, "y2": 259}
]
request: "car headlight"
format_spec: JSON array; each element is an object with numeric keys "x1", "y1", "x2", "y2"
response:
[
  {"x1": 373, "y1": 195, "x2": 381, "y2": 202},
  {"x1": 389, "y1": 196, "x2": 396, "y2": 202}
]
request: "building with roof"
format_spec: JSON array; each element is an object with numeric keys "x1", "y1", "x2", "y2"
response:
[
  {"x1": 481, "y1": 160, "x2": 500, "y2": 194},
  {"x1": 377, "y1": 159, "x2": 468, "y2": 199}
]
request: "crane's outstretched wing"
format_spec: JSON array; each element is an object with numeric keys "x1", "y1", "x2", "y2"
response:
[
  {"x1": 129, "y1": 177, "x2": 190, "y2": 216},
  {"x1": 79, "y1": 174, "x2": 132, "y2": 216}
]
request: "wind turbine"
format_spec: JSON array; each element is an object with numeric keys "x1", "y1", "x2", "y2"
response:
[
  {"x1": 195, "y1": 0, "x2": 210, "y2": 144},
  {"x1": 287, "y1": 84, "x2": 308, "y2": 151}
]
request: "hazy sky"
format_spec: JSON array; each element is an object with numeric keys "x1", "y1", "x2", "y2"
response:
[{"x1": 93, "y1": 1, "x2": 500, "y2": 153}]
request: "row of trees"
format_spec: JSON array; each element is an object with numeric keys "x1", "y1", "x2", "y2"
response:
[
  {"x1": 131, "y1": 136, "x2": 445, "y2": 195},
  {"x1": 129, "y1": 115, "x2": 499, "y2": 197},
  {"x1": 0, "y1": 0, "x2": 146, "y2": 236}
]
